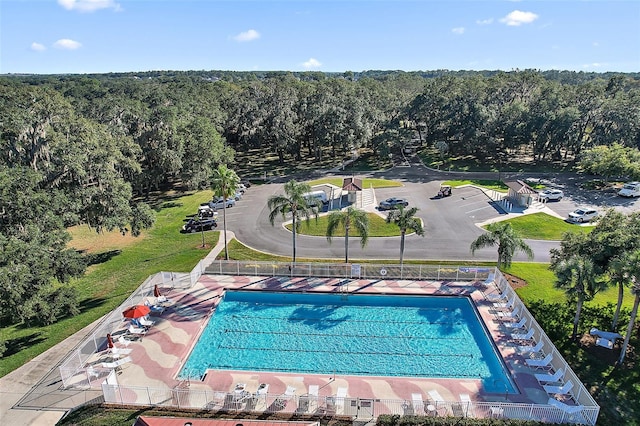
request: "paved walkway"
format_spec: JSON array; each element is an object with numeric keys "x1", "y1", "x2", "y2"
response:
[{"x1": 0, "y1": 231, "x2": 234, "y2": 425}]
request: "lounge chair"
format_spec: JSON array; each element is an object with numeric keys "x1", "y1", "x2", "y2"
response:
[
  {"x1": 511, "y1": 328, "x2": 534, "y2": 341},
  {"x1": 157, "y1": 295, "x2": 169, "y2": 304},
  {"x1": 595, "y1": 337, "x2": 614, "y2": 349},
  {"x1": 535, "y1": 368, "x2": 564, "y2": 384},
  {"x1": 412, "y1": 393, "x2": 425, "y2": 413},
  {"x1": 525, "y1": 353, "x2": 553, "y2": 369},
  {"x1": 493, "y1": 296, "x2": 516, "y2": 310},
  {"x1": 428, "y1": 389, "x2": 449, "y2": 415},
  {"x1": 109, "y1": 347, "x2": 133, "y2": 357},
  {"x1": 101, "y1": 355, "x2": 132, "y2": 370},
  {"x1": 544, "y1": 380, "x2": 574, "y2": 396},
  {"x1": 144, "y1": 300, "x2": 165, "y2": 314},
  {"x1": 503, "y1": 317, "x2": 527, "y2": 329},
  {"x1": 87, "y1": 366, "x2": 100, "y2": 380},
  {"x1": 459, "y1": 393, "x2": 475, "y2": 417},
  {"x1": 495, "y1": 306, "x2": 521, "y2": 320},
  {"x1": 547, "y1": 397, "x2": 584, "y2": 415},
  {"x1": 517, "y1": 340, "x2": 544, "y2": 354},
  {"x1": 138, "y1": 316, "x2": 155, "y2": 327},
  {"x1": 117, "y1": 335, "x2": 134, "y2": 347},
  {"x1": 127, "y1": 324, "x2": 147, "y2": 335},
  {"x1": 274, "y1": 385, "x2": 296, "y2": 409}
]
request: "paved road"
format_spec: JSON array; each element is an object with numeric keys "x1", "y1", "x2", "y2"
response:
[{"x1": 223, "y1": 159, "x2": 639, "y2": 263}]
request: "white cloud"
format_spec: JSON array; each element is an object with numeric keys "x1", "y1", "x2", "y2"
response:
[
  {"x1": 302, "y1": 58, "x2": 321, "y2": 69},
  {"x1": 233, "y1": 29, "x2": 261, "y2": 42},
  {"x1": 452, "y1": 27, "x2": 465, "y2": 35},
  {"x1": 53, "y1": 39, "x2": 82, "y2": 50},
  {"x1": 476, "y1": 18, "x2": 493, "y2": 25},
  {"x1": 31, "y1": 42, "x2": 46, "y2": 52},
  {"x1": 58, "y1": 0, "x2": 121, "y2": 12},
  {"x1": 583, "y1": 62, "x2": 606, "y2": 69},
  {"x1": 500, "y1": 10, "x2": 539, "y2": 26}
]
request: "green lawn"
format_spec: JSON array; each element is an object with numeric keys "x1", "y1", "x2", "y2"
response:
[
  {"x1": 307, "y1": 177, "x2": 402, "y2": 188},
  {"x1": 443, "y1": 179, "x2": 508, "y2": 192},
  {"x1": 284, "y1": 213, "x2": 402, "y2": 237},
  {"x1": 493, "y1": 212, "x2": 593, "y2": 240}
]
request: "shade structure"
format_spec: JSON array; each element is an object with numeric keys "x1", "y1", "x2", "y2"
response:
[
  {"x1": 122, "y1": 304, "x2": 151, "y2": 319},
  {"x1": 106, "y1": 333, "x2": 114, "y2": 348},
  {"x1": 154, "y1": 285, "x2": 162, "y2": 298}
]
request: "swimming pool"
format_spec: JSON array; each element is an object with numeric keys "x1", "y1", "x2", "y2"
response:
[{"x1": 180, "y1": 291, "x2": 516, "y2": 393}]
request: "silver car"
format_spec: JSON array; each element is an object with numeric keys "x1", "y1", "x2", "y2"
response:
[{"x1": 538, "y1": 189, "x2": 564, "y2": 201}]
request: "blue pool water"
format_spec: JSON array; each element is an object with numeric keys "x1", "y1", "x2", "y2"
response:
[{"x1": 180, "y1": 291, "x2": 515, "y2": 393}]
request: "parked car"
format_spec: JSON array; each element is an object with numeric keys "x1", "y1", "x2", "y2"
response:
[
  {"x1": 201, "y1": 197, "x2": 236, "y2": 210},
  {"x1": 198, "y1": 207, "x2": 218, "y2": 219},
  {"x1": 568, "y1": 208, "x2": 599, "y2": 223},
  {"x1": 237, "y1": 183, "x2": 247, "y2": 193},
  {"x1": 241, "y1": 180, "x2": 251, "y2": 188},
  {"x1": 538, "y1": 189, "x2": 564, "y2": 201},
  {"x1": 379, "y1": 197, "x2": 409, "y2": 210},
  {"x1": 182, "y1": 217, "x2": 217, "y2": 233},
  {"x1": 618, "y1": 182, "x2": 640, "y2": 198}
]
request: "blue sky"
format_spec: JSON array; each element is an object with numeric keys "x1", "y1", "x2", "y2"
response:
[{"x1": 1, "y1": 0, "x2": 639, "y2": 74}]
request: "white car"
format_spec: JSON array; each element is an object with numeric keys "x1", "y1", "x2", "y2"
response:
[
  {"x1": 538, "y1": 189, "x2": 564, "y2": 201},
  {"x1": 568, "y1": 208, "x2": 598, "y2": 223},
  {"x1": 618, "y1": 182, "x2": 640, "y2": 198},
  {"x1": 201, "y1": 197, "x2": 236, "y2": 210}
]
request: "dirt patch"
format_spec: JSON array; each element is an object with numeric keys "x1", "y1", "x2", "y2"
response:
[
  {"x1": 69, "y1": 225, "x2": 145, "y2": 253},
  {"x1": 502, "y1": 272, "x2": 528, "y2": 290}
]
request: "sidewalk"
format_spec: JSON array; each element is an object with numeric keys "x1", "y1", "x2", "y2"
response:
[{"x1": 0, "y1": 231, "x2": 234, "y2": 425}]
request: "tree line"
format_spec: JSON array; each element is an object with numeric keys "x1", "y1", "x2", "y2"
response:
[{"x1": 1, "y1": 69, "x2": 639, "y2": 327}]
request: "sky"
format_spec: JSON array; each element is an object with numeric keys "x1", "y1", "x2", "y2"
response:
[{"x1": 1, "y1": 0, "x2": 639, "y2": 75}]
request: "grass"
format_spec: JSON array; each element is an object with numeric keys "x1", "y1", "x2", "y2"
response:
[
  {"x1": 307, "y1": 177, "x2": 402, "y2": 188},
  {"x1": 443, "y1": 179, "x2": 508, "y2": 192},
  {"x1": 284, "y1": 213, "x2": 401, "y2": 237},
  {"x1": 494, "y1": 212, "x2": 593, "y2": 240},
  {"x1": 0, "y1": 190, "x2": 218, "y2": 378}
]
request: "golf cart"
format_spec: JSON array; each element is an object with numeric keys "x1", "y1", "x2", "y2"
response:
[{"x1": 437, "y1": 185, "x2": 452, "y2": 198}]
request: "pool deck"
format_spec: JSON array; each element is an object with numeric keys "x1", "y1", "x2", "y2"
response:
[{"x1": 81, "y1": 273, "x2": 553, "y2": 415}]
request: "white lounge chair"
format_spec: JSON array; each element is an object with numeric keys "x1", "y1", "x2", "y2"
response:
[
  {"x1": 595, "y1": 337, "x2": 614, "y2": 349},
  {"x1": 504, "y1": 317, "x2": 527, "y2": 329},
  {"x1": 547, "y1": 397, "x2": 584, "y2": 415},
  {"x1": 495, "y1": 306, "x2": 521, "y2": 320},
  {"x1": 428, "y1": 389, "x2": 449, "y2": 415},
  {"x1": 517, "y1": 340, "x2": 544, "y2": 354},
  {"x1": 511, "y1": 328, "x2": 535, "y2": 341},
  {"x1": 459, "y1": 393, "x2": 475, "y2": 417},
  {"x1": 127, "y1": 324, "x2": 147, "y2": 335},
  {"x1": 412, "y1": 393, "x2": 425, "y2": 413},
  {"x1": 526, "y1": 353, "x2": 553, "y2": 369},
  {"x1": 535, "y1": 368, "x2": 564, "y2": 384},
  {"x1": 87, "y1": 366, "x2": 100, "y2": 379},
  {"x1": 493, "y1": 296, "x2": 516, "y2": 310},
  {"x1": 274, "y1": 385, "x2": 296, "y2": 409},
  {"x1": 544, "y1": 380, "x2": 574, "y2": 396},
  {"x1": 101, "y1": 355, "x2": 132, "y2": 370},
  {"x1": 117, "y1": 335, "x2": 133, "y2": 347},
  {"x1": 138, "y1": 316, "x2": 155, "y2": 327},
  {"x1": 109, "y1": 347, "x2": 133, "y2": 356}
]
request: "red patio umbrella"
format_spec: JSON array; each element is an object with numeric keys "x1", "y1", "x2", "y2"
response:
[
  {"x1": 154, "y1": 285, "x2": 162, "y2": 298},
  {"x1": 122, "y1": 304, "x2": 151, "y2": 319},
  {"x1": 106, "y1": 333, "x2": 114, "y2": 349}
]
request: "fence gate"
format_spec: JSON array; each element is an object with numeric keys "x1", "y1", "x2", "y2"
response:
[{"x1": 356, "y1": 398, "x2": 375, "y2": 420}]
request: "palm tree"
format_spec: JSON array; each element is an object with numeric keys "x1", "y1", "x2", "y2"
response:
[
  {"x1": 211, "y1": 164, "x2": 240, "y2": 260},
  {"x1": 552, "y1": 256, "x2": 606, "y2": 339},
  {"x1": 385, "y1": 206, "x2": 424, "y2": 265},
  {"x1": 618, "y1": 249, "x2": 640, "y2": 365},
  {"x1": 326, "y1": 206, "x2": 370, "y2": 263},
  {"x1": 608, "y1": 256, "x2": 628, "y2": 330},
  {"x1": 470, "y1": 222, "x2": 534, "y2": 268},
  {"x1": 267, "y1": 180, "x2": 320, "y2": 262}
]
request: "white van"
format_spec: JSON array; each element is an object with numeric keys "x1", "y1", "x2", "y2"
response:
[
  {"x1": 303, "y1": 190, "x2": 328, "y2": 205},
  {"x1": 618, "y1": 182, "x2": 640, "y2": 198}
]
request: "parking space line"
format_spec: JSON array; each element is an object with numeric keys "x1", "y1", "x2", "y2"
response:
[{"x1": 465, "y1": 204, "x2": 495, "y2": 214}]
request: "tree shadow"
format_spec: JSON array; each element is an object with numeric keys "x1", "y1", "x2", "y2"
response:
[
  {"x1": 3, "y1": 333, "x2": 46, "y2": 357},
  {"x1": 85, "y1": 250, "x2": 122, "y2": 266},
  {"x1": 79, "y1": 297, "x2": 108, "y2": 312}
]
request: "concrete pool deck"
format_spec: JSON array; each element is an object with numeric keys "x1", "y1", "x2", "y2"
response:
[{"x1": 78, "y1": 273, "x2": 553, "y2": 416}]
